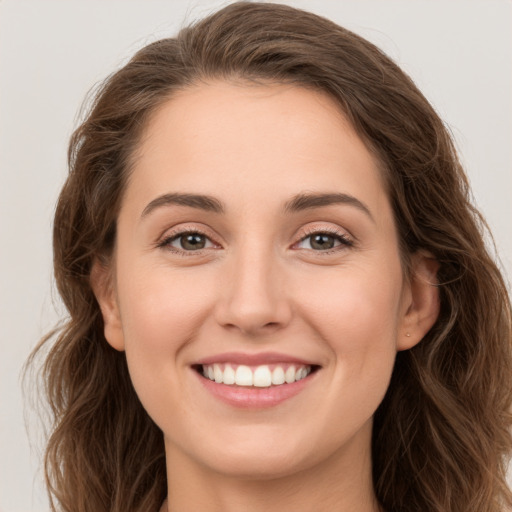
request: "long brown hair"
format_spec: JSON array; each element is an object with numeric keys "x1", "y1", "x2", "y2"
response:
[{"x1": 29, "y1": 2, "x2": 512, "y2": 511}]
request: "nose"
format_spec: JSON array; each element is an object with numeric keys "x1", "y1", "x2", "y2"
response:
[{"x1": 214, "y1": 245, "x2": 292, "y2": 336}]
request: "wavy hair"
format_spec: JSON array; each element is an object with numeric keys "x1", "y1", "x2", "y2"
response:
[{"x1": 29, "y1": 2, "x2": 512, "y2": 511}]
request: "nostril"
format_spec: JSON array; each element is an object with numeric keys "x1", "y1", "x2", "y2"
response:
[{"x1": 214, "y1": 285, "x2": 293, "y2": 334}]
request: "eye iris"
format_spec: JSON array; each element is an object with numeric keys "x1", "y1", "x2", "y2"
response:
[
  {"x1": 180, "y1": 233, "x2": 206, "y2": 250},
  {"x1": 310, "y1": 234, "x2": 335, "y2": 250}
]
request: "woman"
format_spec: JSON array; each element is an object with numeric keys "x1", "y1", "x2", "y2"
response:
[{"x1": 31, "y1": 2, "x2": 512, "y2": 511}]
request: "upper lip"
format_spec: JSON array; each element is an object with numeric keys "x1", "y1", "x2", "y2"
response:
[{"x1": 194, "y1": 351, "x2": 319, "y2": 366}]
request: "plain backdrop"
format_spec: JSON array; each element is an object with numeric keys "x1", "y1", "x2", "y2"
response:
[{"x1": 1, "y1": 1, "x2": 511, "y2": 510}]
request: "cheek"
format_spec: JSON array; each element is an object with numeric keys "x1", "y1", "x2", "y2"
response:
[
  {"x1": 293, "y1": 261, "x2": 404, "y2": 407},
  {"x1": 115, "y1": 263, "x2": 216, "y2": 398},
  {"x1": 118, "y1": 264, "x2": 213, "y2": 345},
  {"x1": 296, "y1": 263, "x2": 404, "y2": 346}
]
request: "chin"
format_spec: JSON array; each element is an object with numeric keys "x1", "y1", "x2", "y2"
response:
[
  {"x1": 186, "y1": 428, "x2": 325, "y2": 481},
  {"x1": 206, "y1": 451, "x2": 310, "y2": 481}
]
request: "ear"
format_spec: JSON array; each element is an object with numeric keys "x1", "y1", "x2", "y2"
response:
[
  {"x1": 397, "y1": 251, "x2": 440, "y2": 351},
  {"x1": 90, "y1": 259, "x2": 125, "y2": 351}
]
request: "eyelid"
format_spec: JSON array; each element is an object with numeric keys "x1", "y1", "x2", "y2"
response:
[
  {"x1": 292, "y1": 224, "x2": 355, "y2": 252},
  {"x1": 156, "y1": 224, "x2": 222, "y2": 253},
  {"x1": 154, "y1": 222, "x2": 354, "y2": 255}
]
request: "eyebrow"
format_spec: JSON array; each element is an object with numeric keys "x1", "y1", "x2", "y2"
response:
[
  {"x1": 141, "y1": 193, "x2": 225, "y2": 218},
  {"x1": 140, "y1": 191, "x2": 373, "y2": 221},
  {"x1": 284, "y1": 192, "x2": 374, "y2": 221}
]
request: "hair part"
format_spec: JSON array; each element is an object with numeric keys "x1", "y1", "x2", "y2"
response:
[{"x1": 29, "y1": 2, "x2": 512, "y2": 511}]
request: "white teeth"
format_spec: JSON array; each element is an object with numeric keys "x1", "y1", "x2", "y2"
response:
[
  {"x1": 296, "y1": 367, "x2": 307, "y2": 381},
  {"x1": 235, "y1": 365, "x2": 253, "y2": 386},
  {"x1": 223, "y1": 364, "x2": 235, "y2": 385},
  {"x1": 271, "y1": 366, "x2": 285, "y2": 385},
  {"x1": 202, "y1": 363, "x2": 313, "y2": 387},
  {"x1": 253, "y1": 366, "x2": 272, "y2": 387},
  {"x1": 213, "y1": 364, "x2": 223, "y2": 383},
  {"x1": 285, "y1": 366, "x2": 296, "y2": 384}
]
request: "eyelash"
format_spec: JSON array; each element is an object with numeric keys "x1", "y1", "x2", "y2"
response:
[
  {"x1": 294, "y1": 227, "x2": 354, "y2": 254},
  {"x1": 157, "y1": 227, "x2": 354, "y2": 255},
  {"x1": 157, "y1": 228, "x2": 216, "y2": 255}
]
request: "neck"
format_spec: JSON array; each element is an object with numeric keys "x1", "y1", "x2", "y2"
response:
[{"x1": 163, "y1": 432, "x2": 381, "y2": 512}]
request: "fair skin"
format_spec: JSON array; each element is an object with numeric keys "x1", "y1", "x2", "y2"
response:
[{"x1": 92, "y1": 81, "x2": 439, "y2": 512}]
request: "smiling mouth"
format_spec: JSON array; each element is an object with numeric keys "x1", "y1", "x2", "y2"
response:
[{"x1": 193, "y1": 363, "x2": 320, "y2": 388}]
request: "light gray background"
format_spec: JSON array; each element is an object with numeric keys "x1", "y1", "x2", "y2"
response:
[{"x1": 1, "y1": 1, "x2": 511, "y2": 510}]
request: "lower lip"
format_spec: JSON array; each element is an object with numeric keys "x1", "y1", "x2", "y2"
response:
[{"x1": 195, "y1": 371, "x2": 316, "y2": 409}]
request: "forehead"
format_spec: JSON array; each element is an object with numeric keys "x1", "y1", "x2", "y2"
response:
[{"x1": 124, "y1": 81, "x2": 389, "y2": 218}]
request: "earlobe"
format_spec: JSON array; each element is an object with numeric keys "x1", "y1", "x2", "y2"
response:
[
  {"x1": 90, "y1": 259, "x2": 125, "y2": 351},
  {"x1": 398, "y1": 251, "x2": 440, "y2": 351}
]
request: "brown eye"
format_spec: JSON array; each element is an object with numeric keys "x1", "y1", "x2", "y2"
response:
[
  {"x1": 180, "y1": 233, "x2": 206, "y2": 250},
  {"x1": 164, "y1": 232, "x2": 214, "y2": 251},
  {"x1": 310, "y1": 234, "x2": 336, "y2": 250},
  {"x1": 296, "y1": 231, "x2": 353, "y2": 251}
]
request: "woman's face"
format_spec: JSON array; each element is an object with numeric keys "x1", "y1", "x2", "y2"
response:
[{"x1": 96, "y1": 82, "x2": 435, "y2": 480}]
